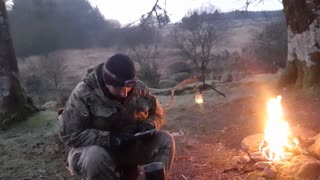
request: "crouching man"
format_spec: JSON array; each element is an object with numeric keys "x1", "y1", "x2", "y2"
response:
[{"x1": 58, "y1": 54, "x2": 175, "y2": 180}]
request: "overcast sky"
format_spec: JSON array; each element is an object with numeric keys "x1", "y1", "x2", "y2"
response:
[{"x1": 89, "y1": 0, "x2": 283, "y2": 25}]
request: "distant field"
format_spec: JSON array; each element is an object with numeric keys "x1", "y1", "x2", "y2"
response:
[{"x1": 18, "y1": 16, "x2": 281, "y2": 104}]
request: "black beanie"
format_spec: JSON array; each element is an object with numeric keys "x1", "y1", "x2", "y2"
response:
[{"x1": 103, "y1": 54, "x2": 136, "y2": 86}]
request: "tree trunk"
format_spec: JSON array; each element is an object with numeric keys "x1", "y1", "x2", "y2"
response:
[
  {"x1": 280, "y1": 0, "x2": 320, "y2": 92},
  {"x1": 201, "y1": 66, "x2": 206, "y2": 88},
  {"x1": 0, "y1": 1, "x2": 37, "y2": 128}
]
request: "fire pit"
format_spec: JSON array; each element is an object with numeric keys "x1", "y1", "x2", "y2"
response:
[
  {"x1": 239, "y1": 96, "x2": 320, "y2": 179},
  {"x1": 259, "y1": 96, "x2": 300, "y2": 161}
]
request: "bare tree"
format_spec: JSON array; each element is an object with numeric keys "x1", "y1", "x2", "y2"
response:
[
  {"x1": 130, "y1": 45, "x2": 161, "y2": 88},
  {"x1": 253, "y1": 20, "x2": 287, "y2": 73},
  {"x1": 174, "y1": 11, "x2": 225, "y2": 97},
  {"x1": 0, "y1": 0, "x2": 37, "y2": 128},
  {"x1": 127, "y1": 0, "x2": 169, "y2": 27},
  {"x1": 40, "y1": 54, "x2": 67, "y2": 90},
  {"x1": 19, "y1": 53, "x2": 68, "y2": 105},
  {"x1": 242, "y1": 0, "x2": 264, "y2": 10}
]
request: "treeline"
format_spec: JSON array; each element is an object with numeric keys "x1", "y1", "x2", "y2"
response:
[
  {"x1": 179, "y1": 9, "x2": 287, "y2": 73},
  {"x1": 217, "y1": 10, "x2": 284, "y2": 20},
  {"x1": 178, "y1": 10, "x2": 284, "y2": 27},
  {"x1": 8, "y1": 0, "x2": 157, "y2": 57}
]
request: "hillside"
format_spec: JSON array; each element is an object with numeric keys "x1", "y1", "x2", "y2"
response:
[{"x1": 17, "y1": 10, "x2": 285, "y2": 105}]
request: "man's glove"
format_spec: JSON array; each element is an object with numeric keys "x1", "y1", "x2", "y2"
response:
[
  {"x1": 136, "y1": 122, "x2": 155, "y2": 133},
  {"x1": 109, "y1": 132, "x2": 135, "y2": 149}
]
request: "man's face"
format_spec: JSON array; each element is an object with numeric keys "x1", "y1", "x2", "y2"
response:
[{"x1": 106, "y1": 84, "x2": 132, "y2": 99}]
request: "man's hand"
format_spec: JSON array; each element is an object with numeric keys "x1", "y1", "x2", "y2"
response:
[
  {"x1": 109, "y1": 132, "x2": 135, "y2": 149},
  {"x1": 136, "y1": 122, "x2": 155, "y2": 133}
]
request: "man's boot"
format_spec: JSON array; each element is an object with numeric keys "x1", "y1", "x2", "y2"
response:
[
  {"x1": 120, "y1": 166, "x2": 140, "y2": 180},
  {"x1": 143, "y1": 162, "x2": 166, "y2": 180}
]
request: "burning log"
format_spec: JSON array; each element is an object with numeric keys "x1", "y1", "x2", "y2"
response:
[
  {"x1": 238, "y1": 96, "x2": 320, "y2": 179},
  {"x1": 259, "y1": 96, "x2": 300, "y2": 162}
]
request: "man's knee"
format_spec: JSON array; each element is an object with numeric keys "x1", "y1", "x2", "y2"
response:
[
  {"x1": 154, "y1": 131, "x2": 175, "y2": 149},
  {"x1": 77, "y1": 145, "x2": 117, "y2": 180},
  {"x1": 80, "y1": 145, "x2": 115, "y2": 169},
  {"x1": 151, "y1": 131, "x2": 175, "y2": 170}
]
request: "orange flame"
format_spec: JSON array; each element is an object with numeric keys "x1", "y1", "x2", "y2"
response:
[
  {"x1": 195, "y1": 92, "x2": 204, "y2": 104},
  {"x1": 259, "y1": 96, "x2": 298, "y2": 161}
]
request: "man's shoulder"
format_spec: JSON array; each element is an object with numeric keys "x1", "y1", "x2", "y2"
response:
[
  {"x1": 72, "y1": 81, "x2": 93, "y2": 99},
  {"x1": 72, "y1": 65, "x2": 100, "y2": 99}
]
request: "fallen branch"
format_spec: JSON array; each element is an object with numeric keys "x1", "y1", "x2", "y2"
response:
[
  {"x1": 164, "y1": 73, "x2": 226, "y2": 109},
  {"x1": 201, "y1": 84, "x2": 226, "y2": 98},
  {"x1": 165, "y1": 74, "x2": 202, "y2": 109}
]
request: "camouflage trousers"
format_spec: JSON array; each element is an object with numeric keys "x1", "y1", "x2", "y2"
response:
[{"x1": 67, "y1": 131, "x2": 175, "y2": 180}]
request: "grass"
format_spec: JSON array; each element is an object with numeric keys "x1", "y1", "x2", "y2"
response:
[{"x1": 23, "y1": 111, "x2": 57, "y2": 129}]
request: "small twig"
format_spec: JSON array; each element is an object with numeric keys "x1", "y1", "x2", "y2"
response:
[
  {"x1": 222, "y1": 167, "x2": 239, "y2": 173},
  {"x1": 239, "y1": 169, "x2": 254, "y2": 175},
  {"x1": 191, "y1": 162, "x2": 209, "y2": 167},
  {"x1": 181, "y1": 174, "x2": 188, "y2": 180},
  {"x1": 175, "y1": 156, "x2": 190, "y2": 160}
]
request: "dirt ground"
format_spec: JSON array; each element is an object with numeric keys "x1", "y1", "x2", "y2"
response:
[{"x1": 1, "y1": 74, "x2": 320, "y2": 180}]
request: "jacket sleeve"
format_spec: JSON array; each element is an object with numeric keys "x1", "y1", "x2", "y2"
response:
[
  {"x1": 133, "y1": 81, "x2": 165, "y2": 130},
  {"x1": 58, "y1": 83, "x2": 110, "y2": 148},
  {"x1": 145, "y1": 95, "x2": 165, "y2": 130}
]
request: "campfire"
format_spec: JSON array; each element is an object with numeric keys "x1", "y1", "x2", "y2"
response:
[
  {"x1": 236, "y1": 95, "x2": 320, "y2": 179},
  {"x1": 259, "y1": 96, "x2": 299, "y2": 161}
]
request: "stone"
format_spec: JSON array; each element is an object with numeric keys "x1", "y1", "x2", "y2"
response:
[
  {"x1": 247, "y1": 172, "x2": 264, "y2": 180},
  {"x1": 291, "y1": 126, "x2": 317, "y2": 140},
  {"x1": 263, "y1": 165, "x2": 277, "y2": 178},
  {"x1": 280, "y1": 152, "x2": 295, "y2": 162},
  {"x1": 40, "y1": 101, "x2": 57, "y2": 111},
  {"x1": 308, "y1": 133, "x2": 320, "y2": 159},
  {"x1": 241, "y1": 133, "x2": 264, "y2": 153},
  {"x1": 249, "y1": 151, "x2": 266, "y2": 162},
  {"x1": 234, "y1": 155, "x2": 251, "y2": 164},
  {"x1": 254, "y1": 161, "x2": 272, "y2": 170},
  {"x1": 278, "y1": 155, "x2": 320, "y2": 180}
]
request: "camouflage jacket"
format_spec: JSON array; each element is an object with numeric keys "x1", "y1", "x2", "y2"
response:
[{"x1": 58, "y1": 64, "x2": 164, "y2": 149}]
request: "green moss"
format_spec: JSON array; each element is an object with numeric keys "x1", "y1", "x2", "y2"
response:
[
  {"x1": 279, "y1": 60, "x2": 298, "y2": 87},
  {"x1": 24, "y1": 111, "x2": 57, "y2": 129},
  {"x1": 309, "y1": 51, "x2": 320, "y2": 63},
  {"x1": 279, "y1": 58, "x2": 320, "y2": 96},
  {"x1": 0, "y1": 76, "x2": 38, "y2": 129},
  {"x1": 303, "y1": 63, "x2": 320, "y2": 89},
  {"x1": 295, "y1": 60, "x2": 305, "y2": 88}
]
